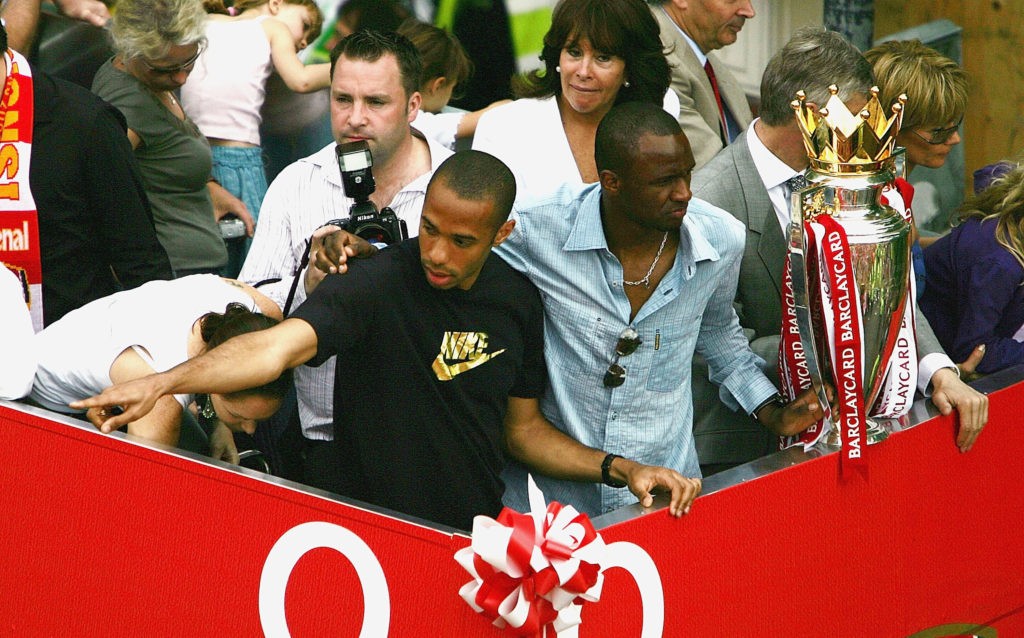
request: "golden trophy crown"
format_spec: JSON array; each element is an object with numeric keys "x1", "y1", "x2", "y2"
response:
[{"x1": 792, "y1": 85, "x2": 906, "y2": 174}]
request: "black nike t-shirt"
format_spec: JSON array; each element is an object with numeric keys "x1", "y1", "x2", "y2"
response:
[{"x1": 291, "y1": 239, "x2": 546, "y2": 530}]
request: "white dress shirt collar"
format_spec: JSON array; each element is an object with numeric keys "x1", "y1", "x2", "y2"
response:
[{"x1": 745, "y1": 119, "x2": 803, "y2": 232}]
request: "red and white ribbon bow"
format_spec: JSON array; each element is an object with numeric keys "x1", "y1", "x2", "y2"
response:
[{"x1": 455, "y1": 476, "x2": 607, "y2": 637}]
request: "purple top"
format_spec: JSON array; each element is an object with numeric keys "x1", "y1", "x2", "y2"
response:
[
  {"x1": 973, "y1": 161, "x2": 1013, "y2": 195},
  {"x1": 921, "y1": 217, "x2": 1024, "y2": 373}
]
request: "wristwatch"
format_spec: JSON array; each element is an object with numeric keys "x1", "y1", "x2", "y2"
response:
[
  {"x1": 751, "y1": 392, "x2": 787, "y2": 422},
  {"x1": 601, "y1": 453, "x2": 627, "y2": 488}
]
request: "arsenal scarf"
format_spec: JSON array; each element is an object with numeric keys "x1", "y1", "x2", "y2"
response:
[{"x1": 0, "y1": 48, "x2": 39, "y2": 330}]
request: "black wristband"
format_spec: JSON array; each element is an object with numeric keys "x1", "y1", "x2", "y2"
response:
[{"x1": 601, "y1": 453, "x2": 627, "y2": 488}]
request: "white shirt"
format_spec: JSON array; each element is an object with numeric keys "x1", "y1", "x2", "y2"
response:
[
  {"x1": 410, "y1": 108, "x2": 465, "y2": 151},
  {"x1": 238, "y1": 134, "x2": 453, "y2": 440},
  {"x1": 745, "y1": 119, "x2": 803, "y2": 234},
  {"x1": 473, "y1": 93, "x2": 681, "y2": 201},
  {"x1": 30, "y1": 275, "x2": 255, "y2": 413},
  {"x1": 0, "y1": 267, "x2": 36, "y2": 400},
  {"x1": 180, "y1": 17, "x2": 273, "y2": 146}
]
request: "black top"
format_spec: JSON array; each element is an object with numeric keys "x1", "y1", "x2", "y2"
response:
[
  {"x1": 32, "y1": 69, "x2": 172, "y2": 325},
  {"x1": 292, "y1": 239, "x2": 546, "y2": 530}
]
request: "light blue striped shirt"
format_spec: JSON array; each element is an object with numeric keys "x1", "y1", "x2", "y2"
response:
[{"x1": 496, "y1": 183, "x2": 777, "y2": 515}]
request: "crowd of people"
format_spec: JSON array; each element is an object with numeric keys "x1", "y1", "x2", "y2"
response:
[{"x1": 0, "y1": 0, "x2": 1011, "y2": 531}]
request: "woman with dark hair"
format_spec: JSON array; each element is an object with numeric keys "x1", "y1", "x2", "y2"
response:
[
  {"x1": 29, "y1": 276, "x2": 288, "y2": 461},
  {"x1": 472, "y1": 0, "x2": 677, "y2": 198}
]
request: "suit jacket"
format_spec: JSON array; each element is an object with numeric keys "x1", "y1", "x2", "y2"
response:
[
  {"x1": 692, "y1": 130, "x2": 783, "y2": 340},
  {"x1": 689, "y1": 130, "x2": 946, "y2": 467},
  {"x1": 653, "y1": 4, "x2": 753, "y2": 169}
]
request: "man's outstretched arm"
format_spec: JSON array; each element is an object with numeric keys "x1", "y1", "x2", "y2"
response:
[
  {"x1": 503, "y1": 396, "x2": 702, "y2": 517},
  {"x1": 71, "y1": 318, "x2": 318, "y2": 432}
]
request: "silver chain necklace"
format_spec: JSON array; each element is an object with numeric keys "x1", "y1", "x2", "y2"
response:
[{"x1": 623, "y1": 232, "x2": 669, "y2": 289}]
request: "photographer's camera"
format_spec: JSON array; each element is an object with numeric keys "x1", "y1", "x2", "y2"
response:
[{"x1": 331, "y1": 140, "x2": 408, "y2": 246}]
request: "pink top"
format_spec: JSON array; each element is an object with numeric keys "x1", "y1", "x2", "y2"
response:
[{"x1": 180, "y1": 17, "x2": 273, "y2": 145}]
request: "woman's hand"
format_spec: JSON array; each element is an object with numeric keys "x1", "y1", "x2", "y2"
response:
[
  {"x1": 208, "y1": 421, "x2": 240, "y2": 464},
  {"x1": 208, "y1": 181, "x2": 256, "y2": 237}
]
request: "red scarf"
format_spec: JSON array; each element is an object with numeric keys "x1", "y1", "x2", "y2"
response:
[{"x1": 0, "y1": 48, "x2": 39, "y2": 330}]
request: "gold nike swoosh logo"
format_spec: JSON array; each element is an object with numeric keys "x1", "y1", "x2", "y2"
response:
[{"x1": 432, "y1": 349, "x2": 506, "y2": 381}]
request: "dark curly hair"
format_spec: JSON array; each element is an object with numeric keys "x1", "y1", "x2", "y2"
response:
[
  {"x1": 199, "y1": 303, "x2": 292, "y2": 400},
  {"x1": 512, "y1": 0, "x2": 669, "y2": 108}
]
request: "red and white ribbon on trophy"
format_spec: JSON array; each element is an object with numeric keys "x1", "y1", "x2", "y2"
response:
[
  {"x1": 455, "y1": 476, "x2": 606, "y2": 637},
  {"x1": 873, "y1": 179, "x2": 919, "y2": 418},
  {"x1": 779, "y1": 178, "x2": 918, "y2": 468}
]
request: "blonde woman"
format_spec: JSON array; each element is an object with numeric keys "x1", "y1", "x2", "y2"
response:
[
  {"x1": 92, "y1": 0, "x2": 251, "y2": 277},
  {"x1": 921, "y1": 162, "x2": 1024, "y2": 374},
  {"x1": 866, "y1": 40, "x2": 969, "y2": 176},
  {"x1": 865, "y1": 39, "x2": 969, "y2": 296}
]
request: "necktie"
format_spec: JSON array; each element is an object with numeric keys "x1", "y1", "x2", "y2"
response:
[
  {"x1": 785, "y1": 174, "x2": 809, "y2": 194},
  {"x1": 703, "y1": 59, "x2": 729, "y2": 144},
  {"x1": 784, "y1": 174, "x2": 809, "y2": 217}
]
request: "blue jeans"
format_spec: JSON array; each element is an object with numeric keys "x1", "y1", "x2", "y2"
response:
[{"x1": 212, "y1": 145, "x2": 268, "y2": 278}]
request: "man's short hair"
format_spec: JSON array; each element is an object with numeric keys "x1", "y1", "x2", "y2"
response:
[
  {"x1": 595, "y1": 102, "x2": 682, "y2": 174},
  {"x1": 759, "y1": 27, "x2": 873, "y2": 127},
  {"x1": 329, "y1": 29, "x2": 423, "y2": 99},
  {"x1": 865, "y1": 39, "x2": 969, "y2": 131},
  {"x1": 428, "y1": 151, "x2": 517, "y2": 230}
]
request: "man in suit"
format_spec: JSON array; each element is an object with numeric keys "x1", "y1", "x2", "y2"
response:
[
  {"x1": 690, "y1": 27, "x2": 989, "y2": 474},
  {"x1": 651, "y1": 0, "x2": 754, "y2": 168}
]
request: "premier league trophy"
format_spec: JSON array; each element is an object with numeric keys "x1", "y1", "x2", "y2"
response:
[{"x1": 779, "y1": 85, "x2": 915, "y2": 464}]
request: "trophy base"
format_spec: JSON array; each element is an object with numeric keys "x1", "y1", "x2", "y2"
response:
[{"x1": 820, "y1": 418, "x2": 890, "y2": 449}]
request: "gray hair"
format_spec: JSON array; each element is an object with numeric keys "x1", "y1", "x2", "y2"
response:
[
  {"x1": 110, "y1": 0, "x2": 208, "y2": 61},
  {"x1": 759, "y1": 27, "x2": 874, "y2": 127}
]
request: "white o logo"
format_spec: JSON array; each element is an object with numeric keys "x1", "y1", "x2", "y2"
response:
[
  {"x1": 259, "y1": 521, "x2": 390, "y2": 637},
  {"x1": 602, "y1": 541, "x2": 664, "y2": 637}
]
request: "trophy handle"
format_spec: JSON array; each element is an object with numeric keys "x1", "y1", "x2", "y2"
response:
[
  {"x1": 787, "y1": 186, "x2": 831, "y2": 417},
  {"x1": 892, "y1": 146, "x2": 907, "y2": 180}
]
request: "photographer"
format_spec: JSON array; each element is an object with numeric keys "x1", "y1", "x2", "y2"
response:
[{"x1": 237, "y1": 29, "x2": 451, "y2": 477}]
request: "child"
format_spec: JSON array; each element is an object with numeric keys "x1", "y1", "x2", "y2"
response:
[
  {"x1": 397, "y1": 18, "x2": 509, "y2": 150},
  {"x1": 182, "y1": 0, "x2": 331, "y2": 277}
]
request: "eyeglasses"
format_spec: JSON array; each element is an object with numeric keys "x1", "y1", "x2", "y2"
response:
[
  {"x1": 139, "y1": 43, "x2": 205, "y2": 76},
  {"x1": 910, "y1": 117, "x2": 963, "y2": 145},
  {"x1": 603, "y1": 327, "x2": 642, "y2": 388}
]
